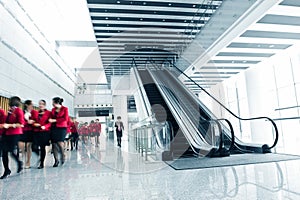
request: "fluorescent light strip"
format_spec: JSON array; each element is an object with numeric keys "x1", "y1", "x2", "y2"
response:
[
  {"x1": 92, "y1": 20, "x2": 200, "y2": 27},
  {"x1": 211, "y1": 56, "x2": 265, "y2": 61},
  {"x1": 88, "y1": 4, "x2": 204, "y2": 13},
  {"x1": 90, "y1": 12, "x2": 213, "y2": 20},
  {"x1": 219, "y1": 47, "x2": 281, "y2": 54},
  {"x1": 97, "y1": 38, "x2": 187, "y2": 42},
  {"x1": 123, "y1": 0, "x2": 222, "y2": 5},
  {"x1": 249, "y1": 23, "x2": 300, "y2": 34},
  {"x1": 99, "y1": 51, "x2": 175, "y2": 54},
  {"x1": 93, "y1": 27, "x2": 200, "y2": 33},
  {"x1": 233, "y1": 37, "x2": 300, "y2": 44},
  {"x1": 95, "y1": 32, "x2": 194, "y2": 38},
  {"x1": 268, "y1": 5, "x2": 300, "y2": 17}
]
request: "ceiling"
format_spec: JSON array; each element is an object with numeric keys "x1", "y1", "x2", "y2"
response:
[
  {"x1": 86, "y1": 0, "x2": 224, "y2": 85},
  {"x1": 183, "y1": 0, "x2": 300, "y2": 92}
]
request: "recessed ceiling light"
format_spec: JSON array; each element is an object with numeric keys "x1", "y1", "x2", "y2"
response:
[
  {"x1": 117, "y1": 17, "x2": 120, "y2": 20},
  {"x1": 105, "y1": 17, "x2": 108, "y2": 20},
  {"x1": 193, "y1": 5, "x2": 196, "y2": 7},
  {"x1": 269, "y1": 45, "x2": 274, "y2": 48},
  {"x1": 243, "y1": 60, "x2": 247, "y2": 63},
  {"x1": 140, "y1": 18, "x2": 143, "y2": 20},
  {"x1": 143, "y1": 2, "x2": 146, "y2": 5},
  {"x1": 117, "y1": 1, "x2": 120, "y2": 3},
  {"x1": 168, "y1": 3, "x2": 172, "y2": 6}
]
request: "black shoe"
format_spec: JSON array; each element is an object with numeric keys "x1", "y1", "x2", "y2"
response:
[
  {"x1": 38, "y1": 163, "x2": 44, "y2": 169},
  {"x1": 0, "y1": 170, "x2": 11, "y2": 179},
  {"x1": 61, "y1": 158, "x2": 65, "y2": 166},
  {"x1": 17, "y1": 161, "x2": 23, "y2": 173},
  {"x1": 53, "y1": 161, "x2": 59, "y2": 168}
]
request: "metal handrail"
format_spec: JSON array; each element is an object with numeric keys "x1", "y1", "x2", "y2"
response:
[
  {"x1": 131, "y1": 61, "x2": 152, "y2": 117},
  {"x1": 166, "y1": 60, "x2": 279, "y2": 151}
]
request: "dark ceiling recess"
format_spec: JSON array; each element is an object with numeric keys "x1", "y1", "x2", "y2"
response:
[{"x1": 86, "y1": 0, "x2": 224, "y2": 86}]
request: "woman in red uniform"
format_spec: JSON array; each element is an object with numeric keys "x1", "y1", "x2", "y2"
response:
[
  {"x1": 70, "y1": 118, "x2": 79, "y2": 151},
  {"x1": 49, "y1": 97, "x2": 69, "y2": 167},
  {"x1": 64, "y1": 117, "x2": 72, "y2": 151},
  {"x1": 89, "y1": 120, "x2": 96, "y2": 144},
  {"x1": 32, "y1": 100, "x2": 51, "y2": 169},
  {"x1": 0, "y1": 107, "x2": 7, "y2": 156},
  {"x1": 95, "y1": 119, "x2": 101, "y2": 147},
  {"x1": 0, "y1": 96, "x2": 25, "y2": 179},
  {"x1": 19, "y1": 100, "x2": 38, "y2": 169},
  {"x1": 84, "y1": 122, "x2": 89, "y2": 144}
]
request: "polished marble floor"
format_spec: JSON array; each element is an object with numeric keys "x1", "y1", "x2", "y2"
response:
[{"x1": 1, "y1": 136, "x2": 300, "y2": 200}]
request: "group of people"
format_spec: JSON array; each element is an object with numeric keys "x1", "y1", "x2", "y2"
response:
[
  {"x1": 0, "y1": 96, "x2": 77, "y2": 179},
  {"x1": 0, "y1": 95, "x2": 125, "y2": 180},
  {"x1": 77, "y1": 120, "x2": 102, "y2": 147}
]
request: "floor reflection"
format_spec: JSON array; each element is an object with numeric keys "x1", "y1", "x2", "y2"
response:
[{"x1": 0, "y1": 136, "x2": 300, "y2": 199}]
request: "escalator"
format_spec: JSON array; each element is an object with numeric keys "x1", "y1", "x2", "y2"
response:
[
  {"x1": 135, "y1": 64, "x2": 278, "y2": 159},
  {"x1": 137, "y1": 69, "x2": 196, "y2": 158},
  {"x1": 148, "y1": 66, "x2": 277, "y2": 155}
]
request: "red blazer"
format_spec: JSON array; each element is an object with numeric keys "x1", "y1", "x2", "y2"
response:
[
  {"x1": 5, "y1": 107, "x2": 25, "y2": 135},
  {"x1": 89, "y1": 123, "x2": 97, "y2": 133},
  {"x1": 70, "y1": 121, "x2": 78, "y2": 133},
  {"x1": 79, "y1": 126, "x2": 89, "y2": 135},
  {"x1": 95, "y1": 123, "x2": 101, "y2": 133},
  {"x1": 0, "y1": 109, "x2": 7, "y2": 135},
  {"x1": 51, "y1": 106, "x2": 69, "y2": 128},
  {"x1": 33, "y1": 109, "x2": 51, "y2": 132},
  {"x1": 23, "y1": 110, "x2": 38, "y2": 132},
  {"x1": 67, "y1": 117, "x2": 71, "y2": 133}
]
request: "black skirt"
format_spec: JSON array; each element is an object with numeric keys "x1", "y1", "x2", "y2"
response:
[
  {"x1": 51, "y1": 127, "x2": 67, "y2": 143},
  {"x1": 33, "y1": 131, "x2": 51, "y2": 146},
  {"x1": 1, "y1": 135, "x2": 20, "y2": 152},
  {"x1": 19, "y1": 130, "x2": 34, "y2": 143}
]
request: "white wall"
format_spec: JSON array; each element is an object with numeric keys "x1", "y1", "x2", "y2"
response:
[
  {"x1": 202, "y1": 44, "x2": 300, "y2": 154},
  {"x1": 0, "y1": 0, "x2": 75, "y2": 114}
]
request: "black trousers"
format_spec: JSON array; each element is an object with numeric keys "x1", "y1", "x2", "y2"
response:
[{"x1": 117, "y1": 137, "x2": 122, "y2": 147}]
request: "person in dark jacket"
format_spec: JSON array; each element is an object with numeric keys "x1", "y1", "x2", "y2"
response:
[{"x1": 114, "y1": 116, "x2": 124, "y2": 147}]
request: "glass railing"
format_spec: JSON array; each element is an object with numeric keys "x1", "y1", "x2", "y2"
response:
[{"x1": 132, "y1": 117, "x2": 173, "y2": 161}]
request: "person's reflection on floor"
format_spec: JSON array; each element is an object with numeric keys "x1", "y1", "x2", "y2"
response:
[{"x1": 116, "y1": 148, "x2": 124, "y2": 176}]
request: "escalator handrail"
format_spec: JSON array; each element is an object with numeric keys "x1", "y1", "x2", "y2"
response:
[
  {"x1": 166, "y1": 60, "x2": 279, "y2": 150},
  {"x1": 132, "y1": 65, "x2": 152, "y2": 117}
]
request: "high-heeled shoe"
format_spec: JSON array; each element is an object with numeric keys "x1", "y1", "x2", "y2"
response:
[
  {"x1": 0, "y1": 170, "x2": 11, "y2": 179},
  {"x1": 17, "y1": 161, "x2": 23, "y2": 173},
  {"x1": 38, "y1": 164, "x2": 44, "y2": 169},
  {"x1": 53, "y1": 161, "x2": 59, "y2": 168}
]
